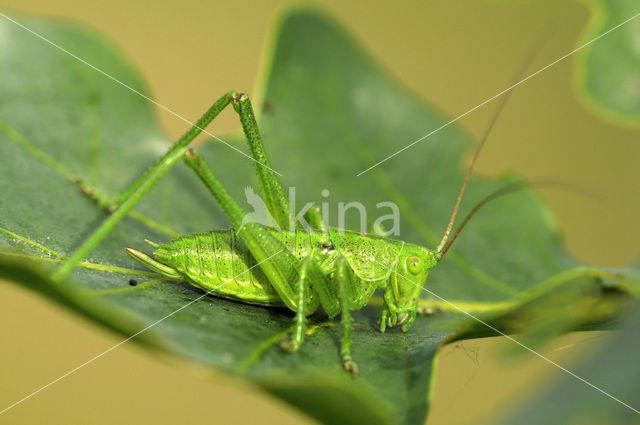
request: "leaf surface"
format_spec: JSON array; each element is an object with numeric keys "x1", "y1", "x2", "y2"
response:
[
  {"x1": 496, "y1": 305, "x2": 640, "y2": 425},
  {"x1": 576, "y1": 0, "x2": 640, "y2": 124},
  {"x1": 0, "y1": 9, "x2": 637, "y2": 425}
]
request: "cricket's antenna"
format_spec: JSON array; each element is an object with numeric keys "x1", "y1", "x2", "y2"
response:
[
  {"x1": 438, "y1": 181, "x2": 524, "y2": 258},
  {"x1": 438, "y1": 180, "x2": 595, "y2": 258},
  {"x1": 436, "y1": 43, "x2": 545, "y2": 261},
  {"x1": 435, "y1": 84, "x2": 516, "y2": 259}
]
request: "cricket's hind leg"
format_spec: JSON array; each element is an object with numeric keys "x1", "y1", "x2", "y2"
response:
[
  {"x1": 304, "y1": 206, "x2": 327, "y2": 233},
  {"x1": 182, "y1": 149, "x2": 359, "y2": 374},
  {"x1": 72, "y1": 176, "x2": 118, "y2": 212},
  {"x1": 57, "y1": 90, "x2": 297, "y2": 280},
  {"x1": 181, "y1": 149, "x2": 305, "y2": 312},
  {"x1": 76, "y1": 92, "x2": 241, "y2": 215},
  {"x1": 231, "y1": 93, "x2": 292, "y2": 230}
]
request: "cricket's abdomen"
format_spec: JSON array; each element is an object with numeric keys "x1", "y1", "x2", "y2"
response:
[{"x1": 153, "y1": 228, "x2": 316, "y2": 306}]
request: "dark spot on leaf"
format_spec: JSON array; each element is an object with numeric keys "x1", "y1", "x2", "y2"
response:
[
  {"x1": 262, "y1": 100, "x2": 274, "y2": 115},
  {"x1": 87, "y1": 91, "x2": 100, "y2": 105}
]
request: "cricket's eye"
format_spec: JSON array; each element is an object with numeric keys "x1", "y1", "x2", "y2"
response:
[{"x1": 406, "y1": 256, "x2": 422, "y2": 274}]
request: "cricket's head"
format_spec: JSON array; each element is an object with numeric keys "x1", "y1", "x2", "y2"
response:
[{"x1": 391, "y1": 244, "x2": 438, "y2": 330}]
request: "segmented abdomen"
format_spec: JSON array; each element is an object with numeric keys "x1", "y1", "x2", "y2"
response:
[{"x1": 154, "y1": 229, "x2": 315, "y2": 306}]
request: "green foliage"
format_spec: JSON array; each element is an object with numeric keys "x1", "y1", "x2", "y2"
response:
[
  {"x1": 497, "y1": 305, "x2": 640, "y2": 424},
  {"x1": 576, "y1": 0, "x2": 640, "y2": 124},
  {"x1": 0, "y1": 8, "x2": 637, "y2": 425}
]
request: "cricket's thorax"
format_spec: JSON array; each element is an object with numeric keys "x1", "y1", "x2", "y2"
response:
[
  {"x1": 151, "y1": 227, "x2": 406, "y2": 308},
  {"x1": 328, "y1": 229, "x2": 405, "y2": 308}
]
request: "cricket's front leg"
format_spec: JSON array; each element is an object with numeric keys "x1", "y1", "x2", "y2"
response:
[
  {"x1": 379, "y1": 288, "x2": 397, "y2": 333},
  {"x1": 379, "y1": 289, "x2": 418, "y2": 333}
]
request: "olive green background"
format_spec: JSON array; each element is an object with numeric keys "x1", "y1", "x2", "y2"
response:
[{"x1": 0, "y1": 0, "x2": 638, "y2": 424}]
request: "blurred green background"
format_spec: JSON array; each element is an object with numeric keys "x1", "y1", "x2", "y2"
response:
[{"x1": 0, "y1": 0, "x2": 638, "y2": 424}]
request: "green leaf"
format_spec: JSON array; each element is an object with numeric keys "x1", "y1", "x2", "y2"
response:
[
  {"x1": 575, "y1": 0, "x2": 640, "y2": 124},
  {"x1": 449, "y1": 267, "x2": 638, "y2": 350},
  {"x1": 497, "y1": 305, "x2": 640, "y2": 424},
  {"x1": 0, "y1": 256, "x2": 164, "y2": 349},
  {"x1": 0, "y1": 8, "x2": 637, "y2": 425}
]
